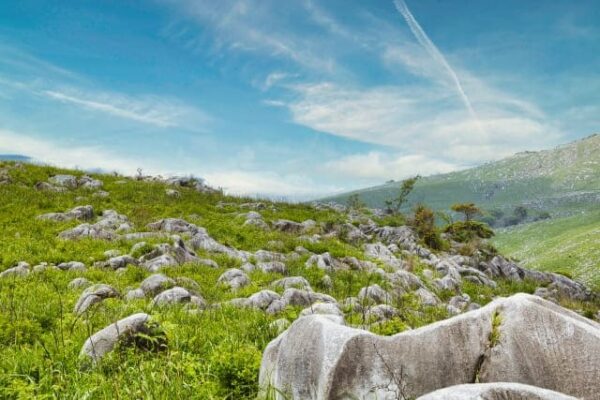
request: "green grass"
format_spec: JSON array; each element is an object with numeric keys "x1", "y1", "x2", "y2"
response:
[
  {"x1": 0, "y1": 161, "x2": 598, "y2": 399},
  {"x1": 493, "y1": 210, "x2": 600, "y2": 290}
]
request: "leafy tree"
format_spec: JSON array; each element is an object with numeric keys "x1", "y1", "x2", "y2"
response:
[
  {"x1": 446, "y1": 202, "x2": 494, "y2": 242},
  {"x1": 410, "y1": 204, "x2": 446, "y2": 250},
  {"x1": 444, "y1": 220, "x2": 495, "y2": 242},
  {"x1": 385, "y1": 175, "x2": 420, "y2": 214},
  {"x1": 451, "y1": 203, "x2": 482, "y2": 222}
]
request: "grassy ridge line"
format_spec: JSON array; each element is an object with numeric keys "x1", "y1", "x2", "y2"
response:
[
  {"x1": 320, "y1": 134, "x2": 600, "y2": 214},
  {"x1": 493, "y1": 210, "x2": 600, "y2": 290}
]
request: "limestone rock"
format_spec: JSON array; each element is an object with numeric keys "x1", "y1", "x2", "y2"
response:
[
  {"x1": 257, "y1": 261, "x2": 287, "y2": 274},
  {"x1": 140, "y1": 274, "x2": 175, "y2": 296},
  {"x1": 271, "y1": 276, "x2": 312, "y2": 291},
  {"x1": 152, "y1": 287, "x2": 192, "y2": 307},
  {"x1": 38, "y1": 205, "x2": 94, "y2": 222},
  {"x1": 0, "y1": 262, "x2": 31, "y2": 278},
  {"x1": 49, "y1": 174, "x2": 78, "y2": 188},
  {"x1": 68, "y1": 277, "x2": 92, "y2": 290},
  {"x1": 217, "y1": 268, "x2": 250, "y2": 290},
  {"x1": 259, "y1": 294, "x2": 600, "y2": 400},
  {"x1": 74, "y1": 284, "x2": 119, "y2": 315},
  {"x1": 80, "y1": 313, "x2": 152, "y2": 363}
]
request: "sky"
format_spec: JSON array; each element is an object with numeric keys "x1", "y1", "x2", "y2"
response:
[{"x1": 0, "y1": 0, "x2": 598, "y2": 199}]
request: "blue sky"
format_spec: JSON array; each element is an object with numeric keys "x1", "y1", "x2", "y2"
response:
[{"x1": 0, "y1": 0, "x2": 598, "y2": 198}]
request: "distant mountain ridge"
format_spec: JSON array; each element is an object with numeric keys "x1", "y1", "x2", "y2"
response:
[
  {"x1": 320, "y1": 134, "x2": 600, "y2": 218},
  {"x1": 0, "y1": 154, "x2": 31, "y2": 162}
]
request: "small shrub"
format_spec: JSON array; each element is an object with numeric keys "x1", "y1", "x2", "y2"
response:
[{"x1": 209, "y1": 341, "x2": 262, "y2": 399}]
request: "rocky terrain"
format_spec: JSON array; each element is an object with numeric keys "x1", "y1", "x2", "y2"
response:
[{"x1": 0, "y1": 161, "x2": 599, "y2": 399}]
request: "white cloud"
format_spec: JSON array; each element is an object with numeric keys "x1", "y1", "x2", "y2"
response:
[
  {"x1": 203, "y1": 169, "x2": 340, "y2": 199},
  {"x1": 277, "y1": 81, "x2": 560, "y2": 166},
  {"x1": 42, "y1": 89, "x2": 209, "y2": 129},
  {"x1": 0, "y1": 129, "x2": 338, "y2": 199},
  {"x1": 0, "y1": 129, "x2": 142, "y2": 174},
  {"x1": 324, "y1": 152, "x2": 459, "y2": 180},
  {"x1": 161, "y1": 0, "x2": 337, "y2": 73}
]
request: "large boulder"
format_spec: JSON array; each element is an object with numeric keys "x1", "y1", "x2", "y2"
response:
[
  {"x1": 79, "y1": 313, "x2": 153, "y2": 363},
  {"x1": 416, "y1": 382, "x2": 578, "y2": 400},
  {"x1": 259, "y1": 294, "x2": 600, "y2": 400}
]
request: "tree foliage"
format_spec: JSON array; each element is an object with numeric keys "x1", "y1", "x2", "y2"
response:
[
  {"x1": 385, "y1": 175, "x2": 420, "y2": 214},
  {"x1": 451, "y1": 202, "x2": 482, "y2": 222},
  {"x1": 410, "y1": 204, "x2": 446, "y2": 250}
]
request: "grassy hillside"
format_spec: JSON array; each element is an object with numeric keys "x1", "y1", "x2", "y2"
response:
[
  {"x1": 0, "y1": 161, "x2": 597, "y2": 399},
  {"x1": 322, "y1": 134, "x2": 600, "y2": 217},
  {"x1": 494, "y1": 210, "x2": 600, "y2": 291}
]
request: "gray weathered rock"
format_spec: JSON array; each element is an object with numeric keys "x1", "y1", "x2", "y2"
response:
[
  {"x1": 152, "y1": 287, "x2": 192, "y2": 306},
  {"x1": 218, "y1": 268, "x2": 250, "y2": 290},
  {"x1": 364, "y1": 242, "x2": 403, "y2": 269},
  {"x1": 49, "y1": 174, "x2": 78, "y2": 188},
  {"x1": 79, "y1": 175, "x2": 103, "y2": 189},
  {"x1": 101, "y1": 255, "x2": 138, "y2": 270},
  {"x1": 147, "y1": 218, "x2": 199, "y2": 235},
  {"x1": 143, "y1": 254, "x2": 178, "y2": 272},
  {"x1": 358, "y1": 284, "x2": 392, "y2": 305},
  {"x1": 281, "y1": 288, "x2": 336, "y2": 308},
  {"x1": 272, "y1": 276, "x2": 313, "y2": 291},
  {"x1": 125, "y1": 288, "x2": 145, "y2": 301},
  {"x1": 0, "y1": 261, "x2": 31, "y2": 278},
  {"x1": 68, "y1": 277, "x2": 92, "y2": 290},
  {"x1": 140, "y1": 274, "x2": 175, "y2": 296},
  {"x1": 259, "y1": 294, "x2": 600, "y2": 400},
  {"x1": 74, "y1": 284, "x2": 119, "y2": 315},
  {"x1": 272, "y1": 219, "x2": 304, "y2": 233},
  {"x1": 433, "y1": 275, "x2": 461, "y2": 292},
  {"x1": 243, "y1": 290, "x2": 281, "y2": 310},
  {"x1": 415, "y1": 287, "x2": 440, "y2": 306},
  {"x1": 80, "y1": 313, "x2": 152, "y2": 363},
  {"x1": 57, "y1": 261, "x2": 86, "y2": 271},
  {"x1": 38, "y1": 205, "x2": 94, "y2": 222},
  {"x1": 257, "y1": 261, "x2": 287, "y2": 274},
  {"x1": 416, "y1": 383, "x2": 578, "y2": 400},
  {"x1": 255, "y1": 250, "x2": 286, "y2": 262}
]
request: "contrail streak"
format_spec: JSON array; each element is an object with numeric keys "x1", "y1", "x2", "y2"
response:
[{"x1": 393, "y1": 0, "x2": 482, "y2": 128}]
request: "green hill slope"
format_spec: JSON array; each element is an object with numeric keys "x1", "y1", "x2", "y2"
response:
[
  {"x1": 321, "y1": 134, "x2": 600, "y2": 217},
  {"x1": 1, "y1": 161, "x2": 597, "y2": 399},
  {"x1": 493, "y1": 210, "x2": 600, "y2": 290}
]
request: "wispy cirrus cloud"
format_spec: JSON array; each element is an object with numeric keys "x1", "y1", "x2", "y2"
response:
[
  {"x1": 0, "y1": 43, "x2": 211, "y2": 130},
  {"x1": 160, "y1": 0, "x2": 338, "y2": 73}
]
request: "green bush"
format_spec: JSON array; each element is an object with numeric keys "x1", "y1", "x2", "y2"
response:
[
  {"x1": 209, "y1": 341, "x2": 262, "y2": 399},
  {"x1": 444, "y1": 220, "x2": 494, "y2": 243}
]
